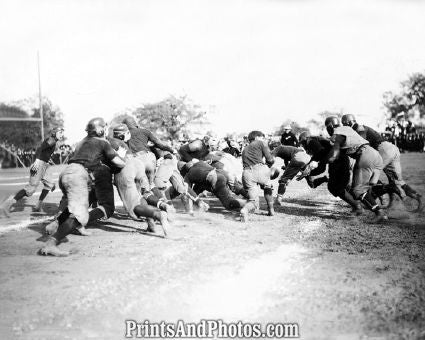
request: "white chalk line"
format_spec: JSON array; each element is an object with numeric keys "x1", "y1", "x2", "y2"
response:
[{"x1": 0, "y1": 216, "x2": 52, "y2": 235}]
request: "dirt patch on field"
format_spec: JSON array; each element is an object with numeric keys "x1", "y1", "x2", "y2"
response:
[{"x1": 0, "y1": 153, "x2": 424, "y2": 339}]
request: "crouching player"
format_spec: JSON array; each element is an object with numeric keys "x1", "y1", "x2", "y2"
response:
[
  {"x1": 153, "y1": 151, "x2": 209, "y2": 215},
  {"x1": 110, "y1": 124, "x2": 170, "y2": 236},
  {"x1": 177, "y1": 160, "x2": 246, "y2": 212},
  {"x1": 39, "y1": 118, "x2": 126, "y2": 256},
  {"x1": 325, "y1": 117, "x2": 387, "y2": 222}
]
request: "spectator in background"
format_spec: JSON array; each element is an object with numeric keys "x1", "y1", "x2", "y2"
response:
[{"x1": 280, "y1": 125, "x2": 298, "y2": 147}]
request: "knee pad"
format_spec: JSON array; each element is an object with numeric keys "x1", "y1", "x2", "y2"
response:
[{"x1": 24, "y1": 186, "x2": 37, "y2": 197}]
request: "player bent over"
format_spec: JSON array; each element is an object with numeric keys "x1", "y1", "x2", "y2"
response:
[
  {"x1": 271, "y1": 145, "x2": 311, "y2": 206},
  {"x1": 122, "y1": 116, "x2": 175, "y2": 188},
  {"x1": 325, "y1": 117, "x2": 387, "y2": 222},
  {"x1": 205, "y1": 151, "x2": 249, "y2": 199},
  {"x1": 153, "y1": 151, "x2": 209, "y2": 214},
  {"x1": 341, "y1": 114, "x2": 422, "y2": 211},
  {"x1": 110, "y1": 124, "x2": 169, "y2": 235},
  {"x1": 0, "y1": 127, "x2": 64, "y2": 216},
  {"x1": 298, "y1": 131, "x2": 363, "y2": 215},
  {"x1": 177, "y1": 160, "x2": 246, "y2": 212},
  {"x1": 39, "y1": 118, "x2": 126, "y2": 256}
]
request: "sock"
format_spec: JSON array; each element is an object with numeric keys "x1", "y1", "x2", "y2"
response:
[
  {"x1": 88, "y1": 207, "x2": 105, "y2": 222},
  {"x1": 38, "y1": 189, "x2": 49, "y2": 202},
  {"x1": 13, "y1": 189, "x2": 27, "y2": 202},
  {"x1": 53, "y1": 217, "x2": 81, "y2": 242}
]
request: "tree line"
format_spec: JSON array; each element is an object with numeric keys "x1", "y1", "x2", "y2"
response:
[{"x1": 1, "y1": 71, "x2": 425, "y2": 151}]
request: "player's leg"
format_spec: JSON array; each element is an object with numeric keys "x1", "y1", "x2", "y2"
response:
[
  {"x1": 0, "y1": 161, "x2": 47, "y2": 215},
  {"x1": 329, "y1": 156, "x2": 363, "y2": 215},
  {"x1": 39, "y1": 164, "x2": 90, "y2": 256},
  {"x1": 353, "y1": 148, "x2": 386, "y2": 221},
  {"x1": 276, "y1": 152, "x2": 310, "y2": 205},
  {"x1": 35, "y1": 162, "x2": 56, "y2": 212},
  {"x1": 240, "y1": 168, "x2": 258, "y2": 222},
  {"x1": 213, "y1": 174, "x2": 246, "y2": 211},
  {"x1": 89, "y1": 164, "x2": 115, "y2": 224}
]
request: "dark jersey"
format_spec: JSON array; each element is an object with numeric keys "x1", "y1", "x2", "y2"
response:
[
  {"x1": 183, "y1": 161, "x2": 215, "y2": 184},
  {"x1": 280, "y1": 132, "x2": 298, "y2": 147},
  {"x1": 222, "y1": 146, "x2": 240, "y2": 158},
  {"x1": 242, "y1": 140, "x2": 274, "y2": 169},
  {"x1": 304, "y1": 136, "x2": 332, "y2": 162},
  {"x1": 35, "y1": 137, "x2": 57, "y2": 162},
  {"x1": 352, "y1": 124, "x2": 383, "y2": 150},
  {"x1": 108, "y1": 137, "x2": 129, "y2": 153},
  {"x1": 303, "y1": 136, "x2": 333, "y2": 177},
  {"x1": 107, "y1": 137, "x2": 130, "y2": 174},
  {"x1": 272, "y1": 145, "x2": 301, "y2": 165},
  {"x1": 184, "y1": 161, "x2": 243, "y2": 210},
  {"x1": 69, "y1": 136, "x2": 117, "y2": 171},
  {"x1": 178, "y1": 140, "x2": 210, "y2": 162},
  {"x1": 127, "y1": 127, "x2": 174, "y2": 154}
]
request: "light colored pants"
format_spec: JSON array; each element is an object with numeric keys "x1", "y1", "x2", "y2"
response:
[
  {"x1": 378, "y1": 141, "x2": 405, "y2": 187},
  {"x1": 352, "y1": 145, "x2": 383, "y2": 198},
  {"x1": 24, "y1": 160, "x2": 55, "y2": 196},
  {"x1": 279, "y1": 151, "x2": 311, "y2": 185},
  {"x1": 59, "y1": 163, "x2": 90, "y2": 227},
  {"x1": 114, "y1": 157, "x2": 149, "y2": 220},
  {"x1": 242, "y1": 164, "x2": 272, "y2": 202},
  {"x1": 135, "y1": 151, "x2": 157, "y2": 187},
  {"x1": 154, "y1": 158, "x2": 187, "y2": 194}
]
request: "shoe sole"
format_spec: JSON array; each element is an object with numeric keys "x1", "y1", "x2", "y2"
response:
[{"x1": 240, "y1": 210, "x2": 249, "y2": 222}]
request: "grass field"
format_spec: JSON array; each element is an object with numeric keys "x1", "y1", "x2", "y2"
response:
[{"x1": 0, "y1": 154, "x2": 424, "y2": 340}]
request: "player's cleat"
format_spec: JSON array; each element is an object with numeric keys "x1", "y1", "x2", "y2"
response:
[
  {"x1": 181, "y1": 195, "x2": 194, "y2": 215},
  {"x1": 163, "y1": 203, "x2": 176, "y2": 222},
  {"x1": 39, "y1": 245, "x2": 70, "y2": 257},
  {"x1": 33, "y1": 201, "x2": 44, "y2": 213},
  {"x1": 39, "y1": 237, "x2": 70, "y2": 257},
  {"x1": 352, "y1": 203, "x2": 363, "y2": 216},
  {"x1": 372, "y1": 210, "x2": 388, "y2": 223},
  {"x1": 146, "y1": 218, "x2": 157, "y2": 233},
  {"x1": 0, "y1": 196, "x2": 14, "y2": 217},
  {"x1": 275, "y1": 195, "x2": 284, "y2": 207},
  {"x1": 267, "y1": 208, "x2": 275, "y2": 216},
  {"x1": 158, "y1": 211, "x2": 169, "y2": 237},
  {"x1": 45, "y1": 220, "x2": 59, "y2": 235},
  {"x1": 239, "y1": 207, "x2": 249, "y2": 223},
  {"x1": 197, "y1": 200, "x2": 210, "y2": 212},
  {"x1": 75, "y1": 226, "x2": 92, "y2": 236}
]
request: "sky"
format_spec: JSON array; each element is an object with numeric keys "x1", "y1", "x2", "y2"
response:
[{"x1": 1, "y1": 0, "x2": 425, "y2": 143}]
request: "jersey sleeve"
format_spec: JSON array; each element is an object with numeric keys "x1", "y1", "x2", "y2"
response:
[
  {"x1": 147, "y1": 130, "x2": 174, "y2": 153},
  {"x1": 262, "y1": 142, "x2": 274, "y2": 166},
  {"x1": 103, "y1": 140, "x2": 119, "y2": 161}
]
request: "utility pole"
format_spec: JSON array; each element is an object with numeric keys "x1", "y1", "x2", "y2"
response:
[{"x1": 37, "y1": 51, "x2": 44, "y2": 141}]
